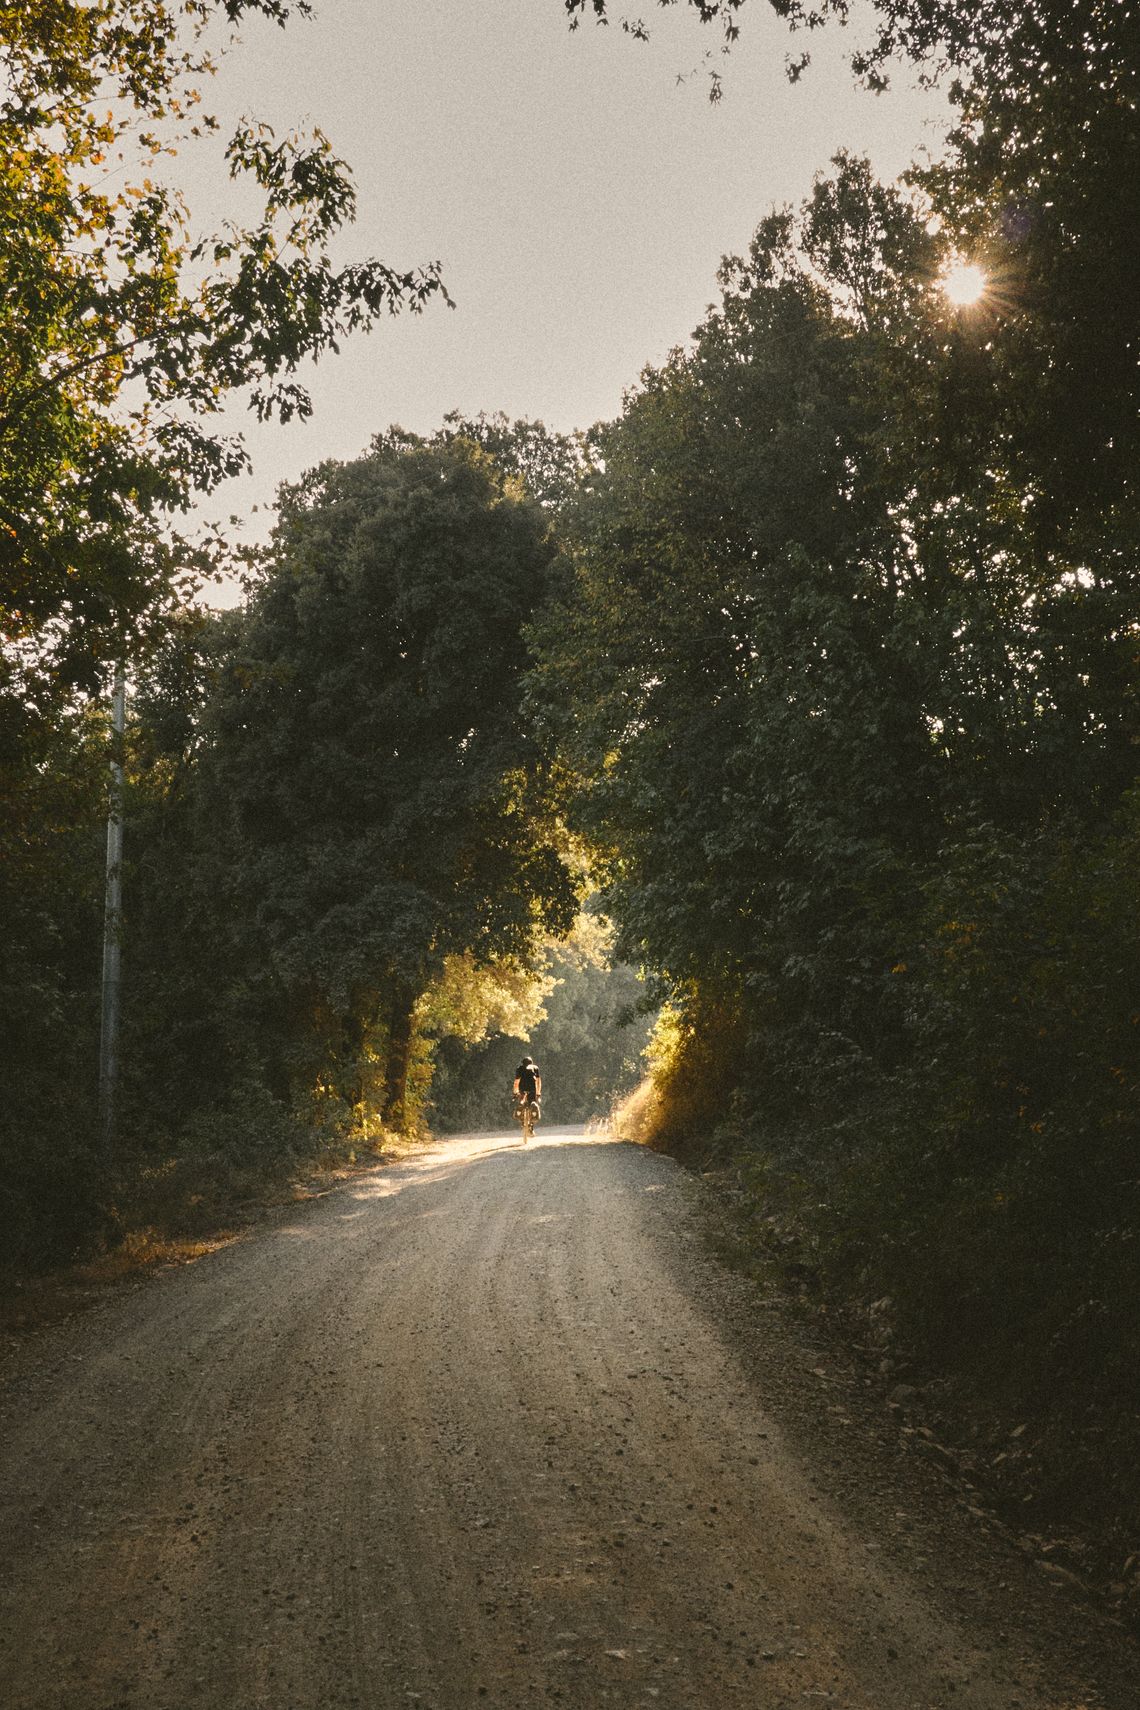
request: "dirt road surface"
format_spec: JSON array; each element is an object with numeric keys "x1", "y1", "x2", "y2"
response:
[{"x1": 1, "y1": 1128, "x2": 1134, "y2": 1709}]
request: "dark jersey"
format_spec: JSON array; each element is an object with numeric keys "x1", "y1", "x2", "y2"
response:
[{"x1": 516, "y1": 1060, "x2": 539, "y2": 1098}]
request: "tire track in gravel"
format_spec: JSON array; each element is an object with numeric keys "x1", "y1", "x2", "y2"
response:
[{"x1": 1, "y1": 1127, "x2": 1134, "y2": 1710}]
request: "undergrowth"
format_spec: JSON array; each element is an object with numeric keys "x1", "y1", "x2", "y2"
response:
[
  {"x1": 0, "y1": 1078, "x2": 412, "y2": 1321},
  {"x1": 612, "y1": 1044, "x2": 1140, "y2": 1630}
]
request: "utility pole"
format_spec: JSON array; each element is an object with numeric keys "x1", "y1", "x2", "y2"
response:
[{"x1": 98, "y1": 664, "x2": 126, "y2": 1159}]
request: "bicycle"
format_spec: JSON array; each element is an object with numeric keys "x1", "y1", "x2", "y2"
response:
[{"x1": 513, "y1": 1094, "x2": 540, "y2": 1142}]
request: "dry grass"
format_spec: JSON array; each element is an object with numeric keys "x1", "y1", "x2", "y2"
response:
[
  {"x1": 76, "y1": 1228, "x2": 240, "y2": 1284},
  {"x1": 0, "y1": 1229, "x2": 244, "y2": 1342},
  {"x1": 608, "y1": 1075, "x2": 664, "y2": 1145}
]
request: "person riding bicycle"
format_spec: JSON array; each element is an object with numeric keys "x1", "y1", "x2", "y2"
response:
[{"x1": 513, "y1": 1057, "x2": 541, "y2": 1127}]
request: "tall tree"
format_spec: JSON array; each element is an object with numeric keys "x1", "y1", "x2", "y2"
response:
[
  {"x1": 539, "y1": 127, "x2": 1140, "y2": 1532},
  {"x1": 538, "y1": 159, "x2": 943, "y2": 1004},
  {"x1": 565, "y1": 2, "x2": 1140, "y2": 537},
  {"x1": 162, "y1": 433, "x2": 577, "y2": 1128}
]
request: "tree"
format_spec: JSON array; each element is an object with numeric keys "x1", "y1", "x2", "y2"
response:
[
  {"x1": 156, "y1": 433, "x2": 578, "y2": 1129},
  {"x1": 0, "y1": 1, "x2": 450, "y2": 1243},
  {"x1": 539, "y1": 126, "x2": 1140, "y2": 1546},
  {"x1": 565, "y1": 1, "x2": 1140, "y2": 540},
  {"x1": 0, "y1": 0, "x2": 446, "y2": 695},
  {"x1": 538, "y1": 159, "x2": 944, "y2": 1007},
  {"x1": 542, "y1": 141, "x2": 1139, "y2": 1117},
  {"x1": 911, "y1": 6, "x2": 1140, "y2": 543}
]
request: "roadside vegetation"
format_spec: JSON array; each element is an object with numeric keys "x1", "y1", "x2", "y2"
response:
[
  {"x1": 3, "y1": 0, "x2": 1137, "y2": 1614},
  {"x1": 549, "y1": 0, "x2": 1140, "y2": 1606}
]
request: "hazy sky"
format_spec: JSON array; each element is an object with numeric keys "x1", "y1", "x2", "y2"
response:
[{"x1": 190, "y1": 0, "x2": 949, "y2": 564}]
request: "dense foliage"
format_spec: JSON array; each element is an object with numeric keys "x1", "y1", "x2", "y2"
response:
[
  {"x1": 2, "y1": 430, "x2": 580, "y2": 1261},
  {"x1": 0, "y1": 0, "x2": 444, "y2": 692},
  {"x1": 536, "y1": 0, "x2": 1140, "y2": 1563},
  {"x1": 1, "y1": 0, "x2": 454, "y2": 1257}
]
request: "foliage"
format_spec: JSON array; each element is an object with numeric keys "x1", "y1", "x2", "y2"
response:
[
  {"x1": 418, "y1": 953, "x2": 556, "y2": 1049},
  {"x1": 0, "y1": 694, "x2": 108, "y2": 1263},
  {"x1": 121, "y1": 432, "x2": 578, "y2": 1140},
  {"x1": 2, "y1": 424, "x2": 581, "y2": 1261},
  {"x1": 539, "y1": 121, "x2": 1140, "y2": 1556},
  {"x1": 0, "y1": 0, "x2": 446, "y2": 694},
  {"x1": 912, "y1": 7, "x2": 1140, "y2": 553},
  {"x1": 611, "y1": 991, "x2": 750, "y2": 1157},
  {"x1": 1, "y1": 3, "x2": 453, "y2": 1261},
  {"x1": 436, "y1": 412, "x2": 589, "y2": 510},
  {"x1": 430, "y1": 914, "x2": 654, "y2": 1131}
]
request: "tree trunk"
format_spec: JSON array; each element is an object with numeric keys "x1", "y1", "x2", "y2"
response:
[
  {"x1": 340, "y1": 1011, "x2": 366, "y2": 1110},
  {"x1": 382, "y1": 988, "x2": 418, "y2": 1132}
]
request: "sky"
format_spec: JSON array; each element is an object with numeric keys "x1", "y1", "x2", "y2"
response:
[{"x1": 188, "y1": 0, "x2": 950, "y2": 580}]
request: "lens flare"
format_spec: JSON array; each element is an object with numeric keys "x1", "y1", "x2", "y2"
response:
[{"x1": 941, "y1": 260, "x2": 987, "y2": 307}]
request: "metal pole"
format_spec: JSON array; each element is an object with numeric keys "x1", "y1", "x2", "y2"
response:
[{"x1": 98, "y1": 665, "x2": 126, "y2": 1157}]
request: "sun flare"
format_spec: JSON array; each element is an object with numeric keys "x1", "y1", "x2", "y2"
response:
[{"x1": 941, "y1": 259, "x2": 988, "y2": 307}]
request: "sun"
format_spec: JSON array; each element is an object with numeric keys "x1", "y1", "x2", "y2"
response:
[{"x1": 941, "y1": 259, "x2": 988, "y2": 307}]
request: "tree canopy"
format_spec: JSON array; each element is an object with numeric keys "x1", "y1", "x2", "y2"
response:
[
  {"x1": 125, "y1": 431, "x2": 579, "y2": 1131},
  {"x1": 533, "y1": 26, "x2": 1140, "y2": 1547},
  {"x1": 1, "y1": 0, "x2": 446, "y2": 699}
]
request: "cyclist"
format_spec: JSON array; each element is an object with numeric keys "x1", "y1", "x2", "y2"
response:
[{"x1": 513, "y1": 1057, "x2": 541, "y2": 1139}]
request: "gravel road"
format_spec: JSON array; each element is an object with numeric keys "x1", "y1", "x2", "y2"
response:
[{"x1": 1, "y1": 1127, "x2": 1134, "y2": 1709}]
